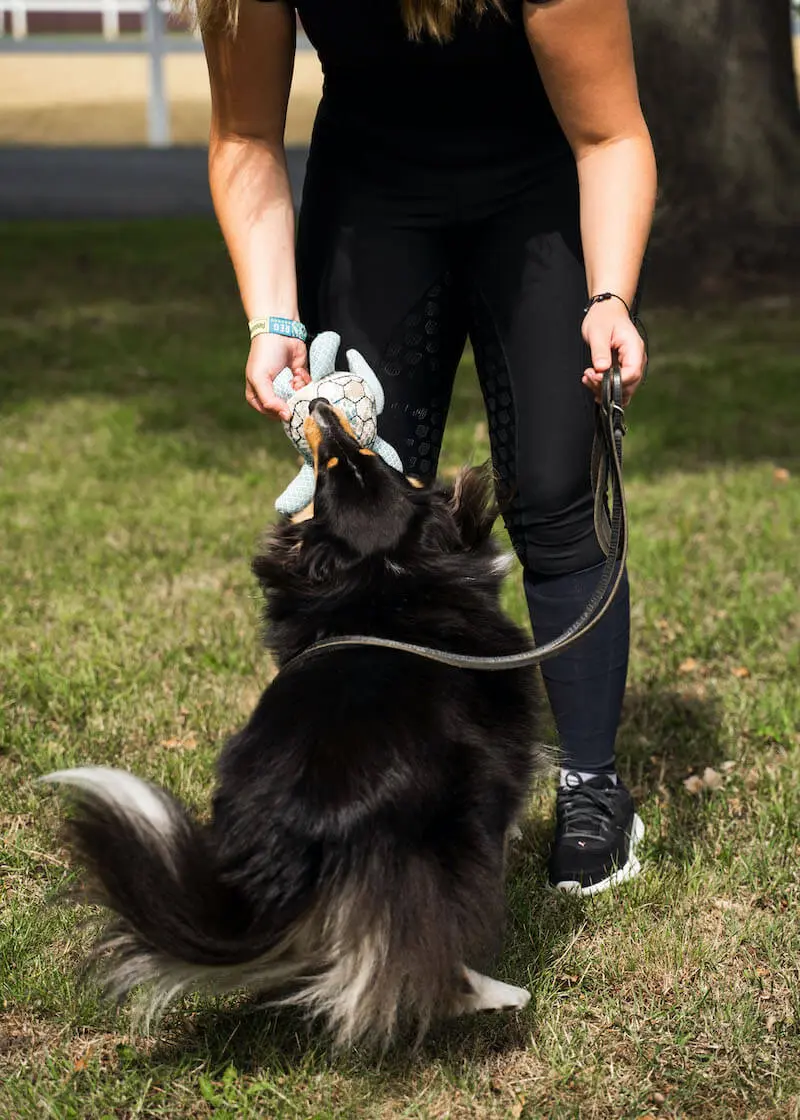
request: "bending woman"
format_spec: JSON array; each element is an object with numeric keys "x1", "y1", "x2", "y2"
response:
[{"x1": 198, "y1": 0, "x2": 657, "y2": 894}]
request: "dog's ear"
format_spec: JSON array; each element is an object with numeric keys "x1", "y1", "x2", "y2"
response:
[
  {"x1": 448, "y1": 464, "x2": 498, "y2": 547},
  {"x1": 251, "y1": 521, "x2": 308, "y2": 590},
  {"x1": 252, "y1": 518, "x2": 350, "y2": 593}
]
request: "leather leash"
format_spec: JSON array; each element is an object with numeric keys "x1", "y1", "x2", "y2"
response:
[{"x1": 278, "y1": 367, "x2": 628, "y2": 674}]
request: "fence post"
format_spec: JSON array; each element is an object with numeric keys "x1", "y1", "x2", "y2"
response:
[
  {"x1": 145, "y1": 0, "x2": 170, "y2": 147},
  {"x1": 102, "y1": 0, "x2": 120, "y2": 40},
  {"x1": 10, "y1": 0, "x2": 27, "y2": 40}
]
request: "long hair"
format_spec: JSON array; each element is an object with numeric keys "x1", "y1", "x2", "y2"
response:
[
  {"x1": 400, "y1": 0, "x2": 503, "y2": 40},
  {"x1": 180, "y1": 0, "x2": 503, "y2": 41}
]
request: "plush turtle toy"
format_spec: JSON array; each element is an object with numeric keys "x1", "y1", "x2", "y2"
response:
[{"x1": 271, "y1": 331, "x2": 403, "y2": 517}]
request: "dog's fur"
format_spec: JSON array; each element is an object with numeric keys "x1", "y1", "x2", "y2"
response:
[{"x1": 42, "y1": 400, "x2": 543, "y2": 1048}]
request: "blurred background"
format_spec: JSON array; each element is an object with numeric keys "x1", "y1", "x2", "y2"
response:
[
  {"x1": 0, "y1": 0, "x2": 320, "y2": 217},
  {"x1": 0, "y1": 0, "x2": 321, "y2": 148},
  {"x1": 1, "y1": 5, "x2": 799, "y2": 1117},
  {"x1": 0, "y1": 0, "x2": 798, "y2": 297}
]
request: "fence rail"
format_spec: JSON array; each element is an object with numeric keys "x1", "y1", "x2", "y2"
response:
[
  {"x1": 0, "y1": 0, "x2": 202, "y2": 147},
  {"x1": 0, "y1": 0, "x2": 194, "y2": 40}
]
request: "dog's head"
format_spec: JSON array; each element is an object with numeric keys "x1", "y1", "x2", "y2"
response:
[
  {"x1": 254, "y1": 399, "x2": 505, "y2": 596},
  {"x1": 302, "y1": 398, "x2": 418, "y2": 556}
]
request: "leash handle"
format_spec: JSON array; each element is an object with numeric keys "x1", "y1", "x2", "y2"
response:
[{"x1": 277, "y1": 369, "x2": 628, "y2": 675}]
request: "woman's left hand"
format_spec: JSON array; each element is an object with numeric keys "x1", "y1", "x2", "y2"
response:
[{"x1": 581, "y1": 300, "x2": 647, "y2": 406}]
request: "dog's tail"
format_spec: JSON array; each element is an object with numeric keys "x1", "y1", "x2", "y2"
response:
[
  {"x1": 41, "y1": 766, "x2": 526, "y2": 1047},
  {"x1": 38, "y1": 766, "x2": 309, "y2": 1029}
]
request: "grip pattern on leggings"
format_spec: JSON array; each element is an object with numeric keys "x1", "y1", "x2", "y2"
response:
[{"x1": 379, "y1": 272, "x2": 463, "y2": 479}]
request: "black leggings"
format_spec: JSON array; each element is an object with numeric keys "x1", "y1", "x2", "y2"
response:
[{"x1": 297, "y1": 174, "x2": 630, "y2": 774}]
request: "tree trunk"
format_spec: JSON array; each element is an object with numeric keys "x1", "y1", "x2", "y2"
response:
[{"x1": 630, "y1": 0, "x2": 800, "y2": 298}]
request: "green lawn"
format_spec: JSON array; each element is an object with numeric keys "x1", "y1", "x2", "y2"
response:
[{"x1": 1, "y1": 221, "x2": 798, "y2": 1119}]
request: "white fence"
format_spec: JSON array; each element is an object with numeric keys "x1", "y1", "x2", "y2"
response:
[{"x1": 0, "y1": 0, "x2": 203, "y2": 147}]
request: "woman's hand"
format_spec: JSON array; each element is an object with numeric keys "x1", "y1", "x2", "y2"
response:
[
  {"x1": 245, "y1": 333, "x2": 311, "y2": 420},
  {"x1": 581, "y1": 300, "x2": 647, "y2": 406}
]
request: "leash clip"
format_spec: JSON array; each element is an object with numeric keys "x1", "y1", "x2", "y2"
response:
[
  {"x1": 601, "y1": 368, "x2": 627, "y2": 436},
  {"x1": 610, "y1": 400, "x2": 627, "y2": 436}
]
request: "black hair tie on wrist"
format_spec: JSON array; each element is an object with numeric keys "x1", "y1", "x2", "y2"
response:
[{"x1": 583, "y1": 291, "x2": 632, "y2": 317}]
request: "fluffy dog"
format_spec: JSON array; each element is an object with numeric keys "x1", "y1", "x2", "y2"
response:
[{"x1": 41, "y1": 399, "x2": 542, "y2": 1048}]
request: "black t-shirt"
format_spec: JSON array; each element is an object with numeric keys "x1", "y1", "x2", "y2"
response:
[{"x1": 258, "y1": 0, "x2": 569, "y2": 173}]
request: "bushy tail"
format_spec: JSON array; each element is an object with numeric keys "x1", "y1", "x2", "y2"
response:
[
  {"x1": 39, "y1": 766, "x2": 301, "y2": 1029},
  {"x1": 40, "y1": 767, "x2": 526, "y2": 1047}
]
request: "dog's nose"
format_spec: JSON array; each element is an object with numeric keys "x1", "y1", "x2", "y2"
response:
[
  {"x1": 308, "y1": 397, "x2": 356, "y2": 442},
  {"x1": 309, "y1": 398, "x2": 332, "y2": 427}
]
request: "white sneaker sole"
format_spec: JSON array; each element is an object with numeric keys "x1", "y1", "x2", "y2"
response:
[{"x1": 553, "y1": 813, "x2": 645, "y2": 897}]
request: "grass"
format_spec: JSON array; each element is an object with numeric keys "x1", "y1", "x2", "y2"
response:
[{"x1": 0, "y1": 220, "x2": 798, "y2": 1119}]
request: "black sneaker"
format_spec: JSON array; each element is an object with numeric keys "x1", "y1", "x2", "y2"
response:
[{"x1": 548, "y1": 772, "x2": 644, "y2": 896}]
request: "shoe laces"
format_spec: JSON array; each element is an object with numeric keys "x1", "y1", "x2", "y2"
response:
[{"x1": 557, "y1": 773, "x2": 617, "y2": 838}]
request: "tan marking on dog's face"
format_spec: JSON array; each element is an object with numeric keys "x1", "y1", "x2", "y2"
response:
[
  {"x1": 303, "y1": 416, "x2": 321, "y2": 466},
  {"x1": 303, "y1": 414, "x2": 323, "y2": 466},
  {"x1": 290, "y1": 501, "x2": 314, "y2": 524},
  {"x1": 327, "y1": 456, "x2": 339, "y2": 469},
  {"x1": 358, "y1": 448, "x2": 376, "y2": 457},
  {"x1": 305, "y1": 404, "x2": 355, "y2": 439},
  {"x1": 406, "y1": 476, "x2": 425, "y2": 489},
  {"x1": 303, "y1": 405, "x2": 356, "y2": 476}
]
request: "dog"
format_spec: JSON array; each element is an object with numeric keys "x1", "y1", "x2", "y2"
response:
[{"x1": 40, "y1": 399, "x2": 543, "y2": 1049}]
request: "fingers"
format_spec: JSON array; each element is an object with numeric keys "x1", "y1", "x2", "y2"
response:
[
  {"x1": 582, "y1": 311, "x2": 647, "y2": 406},
  {"x1": 244, "y1": 334, "x2": 309, "y2": 419},
  {"x1": 291, "y1": 365, "x2": 311, "y2": 391},
  {"x1": 581, "y1": 367, "x2": 604, "y2": 403},
  {"x1": 612, "y1": 321, "x2": 646, "y2": 404},
  {"x1": 616, "y1": 335, "x2": 646, "y2": 405},
  {"x1": 245, "y1": 385, "x2": 267, "y2": 415},
  {"x1": 246, "y1": 372, "x2": 292, "y2": 421},
  {"x1": 582, "y1": 308, "x2": 612, "y2": 402}
]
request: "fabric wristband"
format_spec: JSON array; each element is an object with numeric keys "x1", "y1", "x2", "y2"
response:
[{"x1": 248, "y1": 316, "x2": 308, "y2": 343}]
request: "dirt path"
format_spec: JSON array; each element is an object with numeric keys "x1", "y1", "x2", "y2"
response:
[
  {"x1": 2, "y1": 40, "x2": 797, "y2": 148},
  {"x1": 0, "y1": 52, "x2": 322, "y2": 145}
]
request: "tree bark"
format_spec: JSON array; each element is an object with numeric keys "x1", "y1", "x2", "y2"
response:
[{"x1": 630, "y1": 0, "x2": 800, "y2": 297}]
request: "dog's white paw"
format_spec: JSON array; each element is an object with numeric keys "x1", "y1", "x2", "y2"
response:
[{"x1": 456, "y1": 967, "x2": 531, "y2": 1014}]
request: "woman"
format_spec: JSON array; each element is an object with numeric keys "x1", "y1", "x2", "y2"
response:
[{"x1": 197, "y1": 0, "x2": 657, "y2": 894}]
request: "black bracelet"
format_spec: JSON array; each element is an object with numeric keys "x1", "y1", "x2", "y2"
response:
[
  {"x1": 583, "y1": 292, "x2": 632, "y2": 317},
  {"x1": 583, "y1": 291, "x2": 651, "y2": 383}
]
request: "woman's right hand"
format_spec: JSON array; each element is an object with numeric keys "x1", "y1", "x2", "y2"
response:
[{"x1": 245, "y1": 333, "x2": 311, "y2": 421}]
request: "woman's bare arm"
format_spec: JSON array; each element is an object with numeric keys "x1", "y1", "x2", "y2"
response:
[
  {"x1": 524, "y1": 0, "x2": 657, "y2": 402},
  {"x1": 204, "y1": 0, "x2": 308, "y2": 416}
]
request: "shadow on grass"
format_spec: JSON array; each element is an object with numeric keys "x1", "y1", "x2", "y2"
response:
[
  {"x1": 619, "y1": 680, "x2": 728, "y2": 865},
  {"x1": 1, "y1": 222, "x2": 798, "y2": 478},
  {"x1": 142, "y1": 891, "x2": 584, "y2": 1081}
]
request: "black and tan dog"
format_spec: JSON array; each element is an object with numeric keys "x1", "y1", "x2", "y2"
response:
[{"x1": 41, "y1": 399, "x2": 543, "y2": 1048}]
